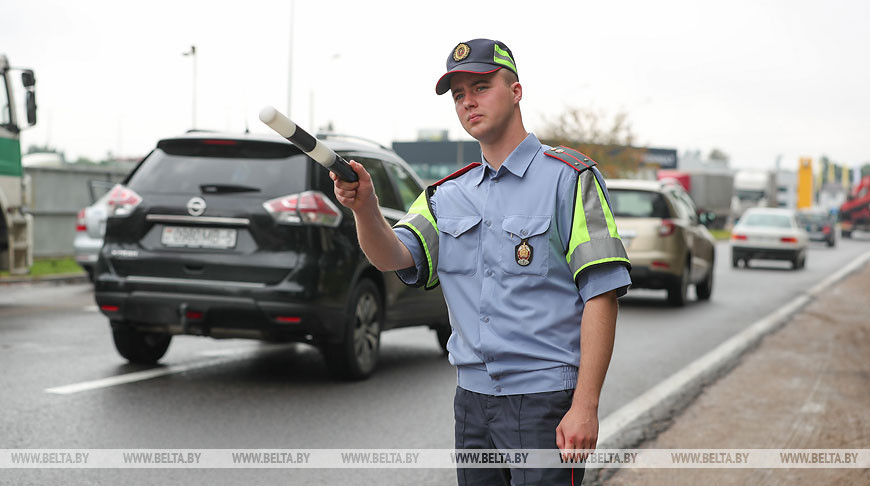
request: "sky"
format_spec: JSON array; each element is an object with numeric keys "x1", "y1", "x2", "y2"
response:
[{"x1": 2, "y1": 0, "x2": 868, "y2": 170}]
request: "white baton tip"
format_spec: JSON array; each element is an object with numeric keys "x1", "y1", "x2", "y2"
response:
[
  {"x1": 258, "y1": 106, "x2": 297, "y2": 138},
  {"x1": 258, "y1": 106, "x2": 278, "y2": 124}
]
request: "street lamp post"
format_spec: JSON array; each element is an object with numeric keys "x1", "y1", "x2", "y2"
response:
[{"x1": 182, "y1": 45, "x2": 197, "y2": 129}]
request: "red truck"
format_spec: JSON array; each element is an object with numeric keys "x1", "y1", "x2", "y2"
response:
[{"x1": 840, "y1": 175, "x2": 870, "y2": 238}]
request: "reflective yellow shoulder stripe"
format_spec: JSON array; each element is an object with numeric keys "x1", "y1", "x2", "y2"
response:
[
  {"x1": 567, "y1": 173, "x2": 591, "y2": 262},
  {"x1": 594, "y1": 176, "x2": 621, "y2": 239},
  {"x1": 565, "y1": 170, "x2": 630, "y2": 282},
  {"x1": 394, "y1": 191, "x2": 439, "y2": 289}
]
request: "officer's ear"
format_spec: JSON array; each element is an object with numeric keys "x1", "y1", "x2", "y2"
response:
[
  {"x1": 511, "y1": 81, "x2": 523, "y2": 105},
  {"x1": 501, "y1": 69, "x2": 522, "y2": 104}
]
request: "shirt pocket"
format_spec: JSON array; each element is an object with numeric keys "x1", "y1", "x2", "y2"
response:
[
  {"x1": 501, "y1": 215, "x2": 551, "y2": 276},
  {"x1": 437, "y1": 216, "x2": 482, "y2": 275}
]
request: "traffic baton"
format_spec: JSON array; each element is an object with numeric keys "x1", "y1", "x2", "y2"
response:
[{"x1": 258, "y1": 106, "x2": 359, "y2": 182}]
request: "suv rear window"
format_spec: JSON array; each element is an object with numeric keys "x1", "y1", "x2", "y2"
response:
[
  {"x1": 609, "y1": 189, "x2": 671, "y2": 218},
  {"x1": 127, "y1": 141, "x2": 309, "y2": 197},
  {"x1": 742, "y1": 213, "x2": 792, "y2": 228}
]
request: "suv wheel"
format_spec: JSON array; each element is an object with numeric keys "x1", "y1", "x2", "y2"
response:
[
  {"x1": 667, "y1": 259, "x2": 690, "y2": 307},
  {"x1": 695, "y1": 259, "x2": 714, "y2": 301},
  {"x1": 112, "y1": 326, "x2": 172, "y2": 364},
  {"x1": 325, "y1": 279, "x2": 382, "y2": 380}
]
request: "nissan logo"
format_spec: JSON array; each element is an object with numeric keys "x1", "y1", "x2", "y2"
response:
[{"x1": 187, "y1": 197, "x2": 207, "y2": 216}]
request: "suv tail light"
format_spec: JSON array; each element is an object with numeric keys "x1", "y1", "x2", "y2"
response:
[
  {"x1": 76, "y1": 209, "x2": 87, "y2": 232},
  {"x1": 263, "y1": 191, "x2": 343, "y2": 227},
  {"x1": 106, "y1": 184, "x2": 143, "y2": 217},
  {"x1": 781, "y1": 236, "x2": 798, "y2": 243},
  {"x1": 732, "y1": 234, "x2": 748, "y2": 241},
  {"x1": 658, "y1": 219, "x2": 675, "y2": 237}
]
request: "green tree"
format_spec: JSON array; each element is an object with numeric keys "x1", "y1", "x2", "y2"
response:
[{"x1": 538, "y1": 107, "x2": 644, "y2": 178}]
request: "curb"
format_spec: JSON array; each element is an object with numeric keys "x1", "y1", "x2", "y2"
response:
[
  {"x1": 588, "y1": 250, "x2": 870, "y2": 482},
  {"x1": 0, "y1": 273, "x2": 91, "y2": 286}
]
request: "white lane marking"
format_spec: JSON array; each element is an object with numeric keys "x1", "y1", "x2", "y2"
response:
[
  {"x1": 45, "y1": 347, "x2": 269, "y2": 395},
  {"x1": 82, "y1": 305, "x2": 98, "y2": 312},
  {"x1": 598, "y1": 249, "x2": 870, "y2": 448}
]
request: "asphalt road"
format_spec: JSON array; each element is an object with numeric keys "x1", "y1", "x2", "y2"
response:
[{"x1": 2, "y1": 235, "x2": 869, "y2": 485}]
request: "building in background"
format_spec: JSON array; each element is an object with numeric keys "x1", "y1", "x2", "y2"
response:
[{"x1": 393, "y1": 131, "x2": 677, "y2": 184}]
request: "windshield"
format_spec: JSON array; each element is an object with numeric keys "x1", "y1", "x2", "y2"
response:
[
  {"x1": 741, "y1": 213, "x2": 793, "y2": 228},
  {"x1": 797, "y1": 212, "x2": 828, "y2": 224},
  {"x1": 609, "y1": 189, "x2": 671, "y2": 218},
  {"x1": 736, "y1": 189, "x2": 765, "y2": 202}
]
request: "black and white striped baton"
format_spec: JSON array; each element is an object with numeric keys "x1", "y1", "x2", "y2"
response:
[{"x1": 258, "y1": 106, "x2": 359, "y2": 182}]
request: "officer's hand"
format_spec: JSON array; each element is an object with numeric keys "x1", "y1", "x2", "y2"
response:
[
  {"x1": 331, "y1": 160, "x2": 377, "y2": 212},
  {"x1": 556, "y1": 405, "x2": 598, "y2": 463}
]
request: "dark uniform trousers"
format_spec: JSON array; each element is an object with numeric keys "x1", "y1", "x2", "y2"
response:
[{"x1": 454, "y1": 387, "x2": 585, "y2": 485}]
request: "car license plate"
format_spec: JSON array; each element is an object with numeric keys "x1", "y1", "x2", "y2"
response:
[{"x1": 161, "y1": 226, "x2": 237, "y2": 249}]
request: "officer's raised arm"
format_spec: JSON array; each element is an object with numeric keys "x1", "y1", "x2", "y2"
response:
[{"x1": 330, "y1": 161, "x2": 415, "y2": 271}]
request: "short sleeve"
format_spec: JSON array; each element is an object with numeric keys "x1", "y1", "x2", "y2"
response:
[
  {"x1": 576, "y1": 262, "x2": 632, "y2": 302},
  {"x1": 394, "y1": 227, "x2": 427, "y2": 285}
]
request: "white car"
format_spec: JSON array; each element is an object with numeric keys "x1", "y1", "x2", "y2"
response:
[{"x1": 731, "y1": 208, "x2": 809, "y2": 270}]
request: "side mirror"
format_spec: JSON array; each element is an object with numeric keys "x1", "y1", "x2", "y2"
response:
[
  {"x1": 21, "y1": 70, "x2": 36, "y2": 88},
  {"x1": 25, "y1": 90, "x2": 37, "y2": 126}
]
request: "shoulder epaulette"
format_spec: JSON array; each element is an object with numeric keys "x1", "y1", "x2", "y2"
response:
[
  {"x1": 432, "y1": 162, "x2": 482, "y2": 186},
  {"x1": 544, "y1": 146, "x2": 597, "y2": 173}
]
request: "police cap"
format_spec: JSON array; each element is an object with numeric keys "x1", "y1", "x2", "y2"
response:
[{"x1": 435, "y1": 38, "x2": 518, "y2": 95}]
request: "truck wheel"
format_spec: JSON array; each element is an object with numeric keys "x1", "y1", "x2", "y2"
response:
[
  {"x1": 667, "y1": 260, "x2": 690, "y2": 307},
  {"x1": 696, "y1": 262, "x2": 714, "y2": 301},
  {"x1": 112, "y1": 326, "x2": 171, "y2": 364},
  {"x1": 325, "y1": 279, "x2": 382, "y2": 380}
]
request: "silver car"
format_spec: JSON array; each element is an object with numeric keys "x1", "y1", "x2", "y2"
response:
[{"x1": 74, "y1": 182, "x2": 113, "y2": 281}]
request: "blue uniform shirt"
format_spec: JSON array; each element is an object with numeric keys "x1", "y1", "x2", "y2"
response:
[{"x1": 394, "y1": 133, "x2": 631, "y2": 396}]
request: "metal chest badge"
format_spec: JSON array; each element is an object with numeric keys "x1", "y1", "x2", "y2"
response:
[{"x1": 515, "y1": 238, "x2": 533, "y2": 266}]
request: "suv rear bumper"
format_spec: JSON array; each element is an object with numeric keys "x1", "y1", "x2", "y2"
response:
[
  {"x1": 731, "y1": 246, "x2": 799, "y2": 261},
  {"x1": 95, "y1": 276, "x2": 347, "y2": 343},
  {"x1": 627, "y1": 266, "x2": 681, "y2": 290}
]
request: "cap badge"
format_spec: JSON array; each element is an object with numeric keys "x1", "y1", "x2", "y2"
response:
[
  {"x1": 552, "y1": 148, "x2": 565, "y2": 153},
  {"x1": 453, "y1": 43, "x2": 471, "y2": 62},
  {"x1": 515, "y1": 238, "x2": 533, "y2": 266}
]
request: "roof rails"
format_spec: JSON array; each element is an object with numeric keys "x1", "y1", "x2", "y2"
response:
[{"x1": 316, "y1": 132, "x2": 390, "y2": 151}]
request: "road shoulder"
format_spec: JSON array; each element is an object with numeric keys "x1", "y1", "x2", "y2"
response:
[{"x1": 605, "y1": 262, "x2": 870, "y2": 485}]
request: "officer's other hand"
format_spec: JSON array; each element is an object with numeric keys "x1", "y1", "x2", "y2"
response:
[
  {"x1": 556, "y1": 405, "x2": 598, "y2": 463},
  {"x1": 331, "y1": 160, "x2": 376, "y2": 212}
]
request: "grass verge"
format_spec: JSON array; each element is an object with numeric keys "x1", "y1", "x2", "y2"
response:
[{"x1": 0, "y1": 257, "x2": 84, "y2": 278}]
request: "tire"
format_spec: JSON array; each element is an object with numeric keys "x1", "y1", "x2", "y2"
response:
[
  {"x1": 112, "y1": 326, "x2": 171, "y2": 364},
  {"x1": 827, "y1": 238, "x2": 835, "y2": 248},
  {"x1": 667, "y1": 259, "x2": 690, "y2": 307},
  {"x1": 325, "y1": 279, "x2": 382, "y2": 380},
  {"x1": 842, "y1": 231, "x2": 852, "y2": 239},
  {"x1": 435, "y1": 325, "x2": 451, "y2": 355},
  {"x1": 695, "y1": 260, "x2": 714, "y2": 301},
  {"x1": 731, "y1": 255, "x2": 739, "y2": 268}
]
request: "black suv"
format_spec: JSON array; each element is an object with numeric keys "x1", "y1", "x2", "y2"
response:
[{"x1": 94, "y1": 132, "x2": 449, "y2": 379}]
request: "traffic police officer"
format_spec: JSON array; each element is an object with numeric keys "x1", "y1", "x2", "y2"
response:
[{"x1": 332, "y1": 38, "x2": 631, "y2": 485}]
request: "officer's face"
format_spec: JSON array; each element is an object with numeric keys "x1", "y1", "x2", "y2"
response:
[{"x1": 450, "y1": 70, "x2": 518, "y2": 143}]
